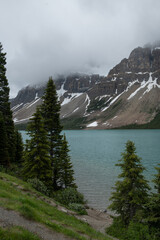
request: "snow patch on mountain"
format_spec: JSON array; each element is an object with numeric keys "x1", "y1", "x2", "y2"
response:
[
  {"x1": 35, "y1": 93, "x2": 39, "y2": 99},
  {"x1": 99, "y1": 95, "x2": 110, "y2": 100},
  {"x1": 140, "y1": 78, "x2": 160, "y2": 99},
  {"x1": 13, "y1": 116, "x2": 32, "y2": 123},
  {"x1": 26, "y1": 98, "x2": 41, "y2": 109},
  {"x1": 61, "y1": 93, "x2": 83, "y2": 106},
  {"x1": 72, "y1": 107, "x2": 79, "y2": 113},
  {"x1": 102, "y1": 91, "x2": 124, "y2": 112},
  {"x1": 57, "y1": 83, "x2": 67, "y2": 99},
  {"x1": 11, "y1": 103, "x2": 24, "y2": 111},
  {"x1": 87, "y1": 121, "x2": 98, "y2": 127},
  {"x1": 127, "y1": 74, "x2": 160, "y2": 100},
  {"x1": 84, "y1": 94, "x2": 91, "y2": 116}
]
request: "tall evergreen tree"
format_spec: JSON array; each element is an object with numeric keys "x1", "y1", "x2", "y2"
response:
[
  {"x1": 59, "y1": 134, "x2": 76, "y2": 189},
  {"x1": 14, "y1": 129, "x2": 23, "y2": 165},
  {"x1": 109, "y1": 140, "x2": 150, "y2": 226},
  {"x1": 0, "y1": 111, "x2": 10, "y2": 167},
  {"x1": 145, "y1": 164, "x2": 160, "y2": 235},
  {"x1": 22, "y1": 108, "x2": 52, "y2": 188},
  {"x1": 0, "y1": 43, "x2": 15, "y2": 162},
  {"x1": 41, "y1": 77, "x2": 63, "y2": 190}
]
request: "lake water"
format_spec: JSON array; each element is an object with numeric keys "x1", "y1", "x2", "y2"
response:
[{"x1": 21, "y1": 130, "x2": 160, "y2": 211}]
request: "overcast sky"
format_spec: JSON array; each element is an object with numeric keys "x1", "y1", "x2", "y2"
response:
[{"x1": 1, "y1": 0, "x2": 160, "y2": 97}]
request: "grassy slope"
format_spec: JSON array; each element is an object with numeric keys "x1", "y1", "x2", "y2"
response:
[
  {"x1": 0, "y1": 226, "x2": 41, "y2": 240},
  {"x1": 0, "y1": 172, "x2": 111, "y2": 240}
]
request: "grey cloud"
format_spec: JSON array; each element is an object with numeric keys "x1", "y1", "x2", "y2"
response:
[{"x1": 0, "y1": 0, "x2": 160, "y2": 97}]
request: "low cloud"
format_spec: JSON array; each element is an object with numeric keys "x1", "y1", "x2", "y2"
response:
[{"x1": 1, "y1": 0, "x2": 160, "y2": 97}]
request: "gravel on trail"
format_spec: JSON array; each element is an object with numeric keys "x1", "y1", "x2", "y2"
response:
[{"x1": 0, "y1": 206, "x2": 71, "y2": 240}]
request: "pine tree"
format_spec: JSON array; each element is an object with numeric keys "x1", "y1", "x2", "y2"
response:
[
  {"x1": 59, "y1": 134, "x2": 76, "y2": 189},
  {"x1": 145, "y1": 164, "x2": 160, "y2": 234},
  {"x1": 0, "y1": 111, "x2": 10, "y2": 167},
  {"x1": 153, "y1": 164, "x2": 160, "y2": 194},
  {"x1": 109, "y1": 140, "x2": 150, "y2": 226},
  {"x1": 41, "y1": 77, "x2": 63, "y2": 190},
  {"x1": 0, "y1": 43, "x2": 15, "y2": 162},
  {"x1": 14, "y1": 129, "x2": 23, "y2": 165},
  {"x1": 22, "y1": 108, "x2": 52, "y2": 188}
]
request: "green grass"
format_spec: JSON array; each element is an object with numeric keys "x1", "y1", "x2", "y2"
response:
[
  {"x1": 0, "y1": 226, "x2": 41, "y2": 240},
  {"x1": 0, "y1": 172, "x2": 111, "y2": 240}
]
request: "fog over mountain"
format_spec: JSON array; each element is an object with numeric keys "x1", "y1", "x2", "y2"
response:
[{"x1": 1, "y1": 0, "x2": 160, "y2": 97}]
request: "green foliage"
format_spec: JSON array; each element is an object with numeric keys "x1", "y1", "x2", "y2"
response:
[
  {"x1": 22, "y1": 108, "x2": 52, "y2": 188},
  {"x1": 106, "y1": 217, "x2": 153, "y2": 240},
  {"x1": 19, "y1": 204, "x2": 38, "y2": 221},
  {"x1": 0, "y1": 172, "x2": 110, "y2": 240},
  {"x1": 127, "y1": 221, "x2": 152, "y2": 240},
  {"x1": 144, "y1": 164, "x2": 160, "y2": 238},
  {"x1": 68, "y1": 203, "x2": 87, "y2": 215},
  {"x1": 59, "y1": 134, "x2": 76, "y2": 188},
  {"x1": 0, "y1": 111, "x2": 10, "y2": 167},
  {"x1": 55, "y1": 187, "x2": 85, "y2": 206},
  {"x1": 27, "y1": 178, "x2": 49, "y2": 196},
  {"x1": 41, "y1": 77, "x2": 75, "y2": 191},
  {"x1": 41, "y1": 77, "x2": 63, "y2": 190},
  {"x1": 106, "y1": 217, "x2": 128, "y2": 240},
  {"x1": 153, "y1": 163, "x2": 160, "y2": 194},
  {"x1": 0, "y1": 226, "x2": 41, "y2": 240},
  {"x1": 0, "y1": 43, "x2": 16, "y2": 162},
  {"x1": 14, "y1": 129, "x2": 23, "y2": 164},
  {"x1": 109, "y1": 140, "x2": 150, "y2": 226}
]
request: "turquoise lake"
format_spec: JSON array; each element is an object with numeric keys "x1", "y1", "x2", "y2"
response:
[{"x1": 21, "y1": 130, "x2": 160, "y2": 211}]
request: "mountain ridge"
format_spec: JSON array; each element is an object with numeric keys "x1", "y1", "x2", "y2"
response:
[{"x1": 11, "y1": 42, "x2": 160, "y2": 129}]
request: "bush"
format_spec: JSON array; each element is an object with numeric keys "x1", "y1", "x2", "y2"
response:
[
  {"x1": 27, "y1": 178, "x2": 49, "y2": 196},
  {"x1": 106, "y1": 217, "x2": 156, "y2": 240},
  {"x1": 127, "y1": 221, "x2": 151, "y2": 240},
  {"x1": 55, "y1": 187, "x2": 86, "y2": 206},
  {"x1": 106, "y1": 217, "x2": 128, "y2": 240},
  {"x1": 68, "y1": 203, "x2": 87, "y2": 215}
]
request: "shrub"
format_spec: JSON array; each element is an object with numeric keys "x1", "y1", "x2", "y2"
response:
[
  {"x1": 55, "y1": 187, "x2": 86, "y2": 206},
  {"x1": 68, "y1": 203, "x2": 87, "y2": 215},
  {"x1": 106, "y1": 217, "x2": 128, "y2": 240},
  {"x1": 27, "y1": 178, "x2": 49, "y2": 196},
  {"x1": 127, "y1": 221, "x2": 151, "y2": 240}
]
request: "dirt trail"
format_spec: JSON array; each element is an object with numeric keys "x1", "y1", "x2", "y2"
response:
[
  {"x1": 0, "y1": 207, "x2": 70, "y2": 240},
  {"x1": 0, "y1": 177, "x2": 116, "y2": 239},
  {"x1": 80, "y1": 209, "x2": 113, "y2": 234}
]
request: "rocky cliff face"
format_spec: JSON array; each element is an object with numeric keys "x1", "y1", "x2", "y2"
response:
[{"x1": 11, "y1": 42, "x2": 160, "y2": 128}]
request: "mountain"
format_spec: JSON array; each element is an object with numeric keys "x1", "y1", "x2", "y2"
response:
[{"x1": 11, "y1": 42, "x2": 160, "y2": 129}]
